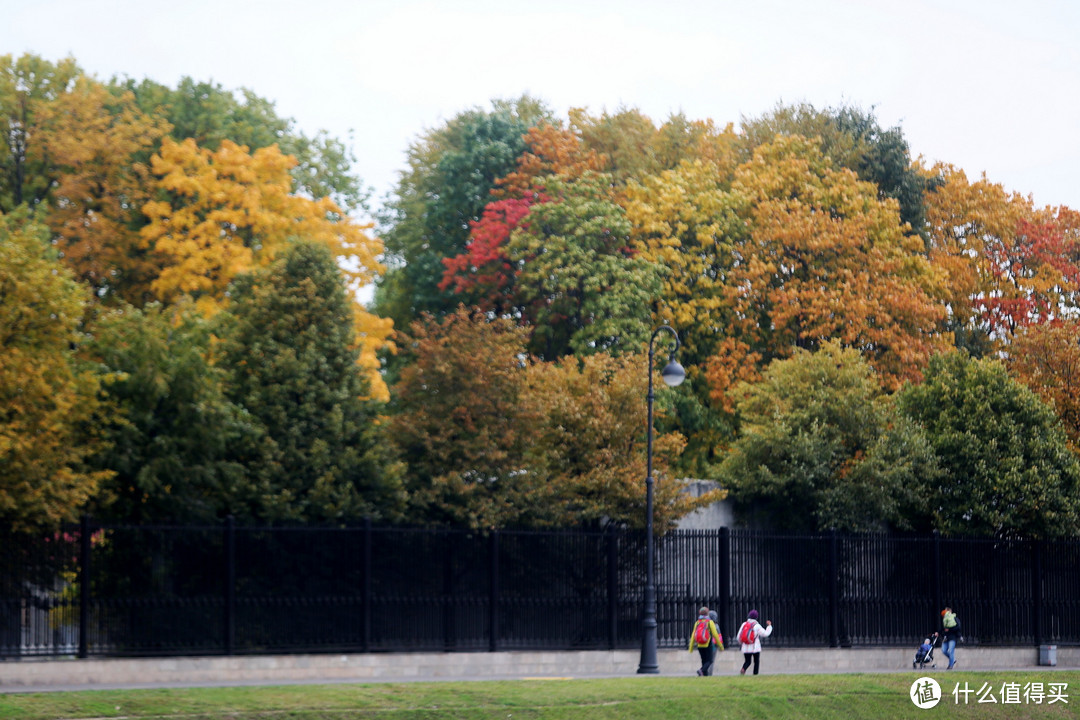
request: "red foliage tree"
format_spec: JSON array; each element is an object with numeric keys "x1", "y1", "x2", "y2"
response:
[
  {"x1": 976, "y1": 208, "x2": 1080, "y2": 336},
  {"x1": 439, "y1": 197, "x2": 537, "y2": 314}
]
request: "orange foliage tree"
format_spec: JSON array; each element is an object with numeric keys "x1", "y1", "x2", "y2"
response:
[
  {"x1": 1007, "y1": 319, "x2": 1080, "y2": 448},
  {"x1": 42, "y1": 77, "x2": 169, "y2": 303},
  {"x1": 492, "y1": 122, "x2": 605, "y2": 200},
  {"x1": 703, "y1": 136, "x2": 951, "y2": 400}
]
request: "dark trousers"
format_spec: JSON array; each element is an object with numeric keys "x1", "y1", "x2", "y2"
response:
[
  {"x1": 697, "y1": 646, "x2": 714, "y2": 675},
  {"x1": 742, "y1": 651, "x2": 761, "y2": 675}
]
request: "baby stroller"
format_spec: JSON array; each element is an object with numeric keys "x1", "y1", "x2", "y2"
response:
[{"x1": 913, "y1": 633, "x2": 938, "y2": 669}]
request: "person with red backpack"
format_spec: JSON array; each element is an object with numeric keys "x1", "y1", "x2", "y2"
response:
[
  {"x1": 737, "y1": 609, "x2": 773, "y2": 675},
  {"x1": 688, "y1": 606, "x2": 724, "y2": 676}
]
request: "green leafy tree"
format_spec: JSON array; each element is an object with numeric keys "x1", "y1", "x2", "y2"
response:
[
  {"x1": 721, "y1": 342, "x2": 938, "y2": 532},
  {"x1": 217, "y1": 241, "x2": 406, "y2": 524},
  {"x1": 0, "y1": 210, "x2": 109, "y2": 530},
  {"x1": 87, "y1": 302, "x2": 271, "y2": 524},
  {"x1": 507, "y1": 173, "x2": 663, "y2": 360},
  {"x1": 376, "y1": 97, "x2": 549, "y2": 329},
  {"x1": 896, "y1": 351, "x2": 1080, "y2": 538}
]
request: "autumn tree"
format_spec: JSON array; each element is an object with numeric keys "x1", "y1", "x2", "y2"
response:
[
  {"x1": 41, "y1": 77, "x2": 168, "y2": 304},
  {"x1": 974, "y1": 209, "x2": 1080, "y2": 336},
  {"x1": 0, "y1": 210, "x2": 110, "y2": 530},
  {"x1": 387, "y1": 308, "x2": 548, "y2": 529},
  {"x1": 376, "y1": 97, "x2": 549, "y2": 330},
  {"x1": 1006, "y1": 319, "x2": 1080, "y2": 448},
  {"x1": 651, "y1": 114, "x2": 741, "y2": 178},
  {"x1": 440, "y1": 122, "x2": 608, "y2": 315},
  {"x1": 0, "y1": 53, "x2": 80, "y2": 211},
  {"x1": 119, "y1": 76, "x2": 368, "y2": 212},
  {"x1": 140, "y1": 137, "x2": 392, "y2": 394},
  {"x1": 507, "y1": 173, "x2": 663, "y2": 360},
  {"x1": 720, "y1": 342, "x2": 938, "y2": 533},
  {"x1": 492, "y1": 122, "x2": 605, "y2": 200},
  {"x1": 897, "y1": 351, "x2": 1080, "y2": 538},
  {"x1": 217, "y1": 241, "x2": 406, "y2": 524},
  {"x1": 623, "y1": 158, "x2": 746, "y2": 474},
  {"x1": 521, "y1": 352, "x2": 718, "y2": 532},
  {"x1": 568, "y1": 107, "x2": 660, "y2": 187},
  {"x1": 438, "y1": 196, "x2": 535, "y2": 315},
  {"x1": 741, "y1": 102, "x2": 936, "y2": 234},
  {"x1": 704, "y1": 136, "x2": 951, "y2": 401},
  {"x1": 923, "y1": 166, "x2": 1032, "y2": 353},
  {"x1": 568, "y1": 108, "x2": 740, "y2": 190},
  {"x1": 624, "y1": 158, "x2": 742, "y2": 367}
]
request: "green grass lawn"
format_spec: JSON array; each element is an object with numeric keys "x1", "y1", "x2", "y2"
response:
[{"x1": 1, "y1": 672, "x2": 1078, "y2": 719}]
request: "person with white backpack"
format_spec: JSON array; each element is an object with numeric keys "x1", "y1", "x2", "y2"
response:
[{"x1": 737, "y1": 609, "x2": 773, "y2": 675}]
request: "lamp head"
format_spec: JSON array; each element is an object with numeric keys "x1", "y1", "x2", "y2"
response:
[{"x1": 660, "y1": 359, "x2": 685, "y2": 387}]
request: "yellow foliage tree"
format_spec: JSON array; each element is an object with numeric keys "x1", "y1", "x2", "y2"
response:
[
  {"x1": 140, "y1": 138, "x2": 393, "y2": 397},
  {"x1": 624, "y1": 158, "x2": 741, "y2": 364},
  {"x1": 0, "y1": 211, "x2": 111, "y2": 530},
  {"x1": 522, "y1": 352, "x2": 722, "y2": 533}
]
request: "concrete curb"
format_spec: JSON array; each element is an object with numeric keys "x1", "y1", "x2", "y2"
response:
[{"x1": 2, "y1": 647, "x2": 1076, "y2": 692}]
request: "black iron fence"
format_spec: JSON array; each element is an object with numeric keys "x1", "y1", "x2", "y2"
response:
[{"x1": 2, "y1": 520, "x2": 1078, "y2": 658}]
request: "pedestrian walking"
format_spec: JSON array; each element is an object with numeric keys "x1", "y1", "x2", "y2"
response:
[
  {"x1": 688, "y1": 606, "x2": 723, "y2": 676},
  {"x1": 737, "y1": 609, "x2": 773, "y2": 675},
  {"x1": 940, "y1": 606, "x2": 962, "y2": 669}
]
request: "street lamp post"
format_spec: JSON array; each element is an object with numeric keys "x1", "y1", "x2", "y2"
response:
[{"x1": 637, "y1": 325, "x2": 685, "y2": 674}]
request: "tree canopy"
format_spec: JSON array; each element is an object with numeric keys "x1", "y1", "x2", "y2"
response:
[
  {"x1": 5, "y1": 51, "x2": 1080, "y2": 538},
  {"x1": 721, "y1": 342, "x2": 937, "y2": 533}
]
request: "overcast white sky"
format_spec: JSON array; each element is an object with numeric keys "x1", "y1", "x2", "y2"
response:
[{"x1": 5, "y1": 0, "x2": 1080, "y2": 221}]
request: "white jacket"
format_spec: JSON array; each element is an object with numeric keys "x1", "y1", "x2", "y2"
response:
[{"x1": 738, "y1": 619, "x2": 773, "y2": 653}]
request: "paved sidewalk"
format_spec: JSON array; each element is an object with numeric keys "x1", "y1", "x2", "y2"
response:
[{"x1": 2, "y1": 646, "x2": 1075, "y2": 693}]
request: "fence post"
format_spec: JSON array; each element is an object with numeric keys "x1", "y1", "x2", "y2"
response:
[
  {"x1": 224, "y1": 515, "x2": 235, "y2": 655},
  {"x1": 362, "y1": 517, "x2": 372, "y2": 652},
  {"x1": 829, "y1": 530, "x2": 839, "y2": 648},
  {"x1": 78, "y1": 514, "x2": 91, "y2": 658},
  {"x1": 1032, "y1": 540, "x2": 1043, "y2": 646},
  {"x1": 932, "y1": 530, "x2": 942, "y2": 619},
  {"x1": 489, "y1": 530, "x2": 499, "y2": 652},
  {"x1": 443, "y1": 532, "x2": 454, "y2": 651},
  {"x1": 607, "y1": 526, "x2": 618, "y2": 649},
  {"x1": 719, "y1": 527, "x2": 730, "y2": 639}
]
